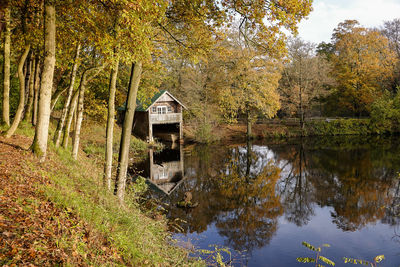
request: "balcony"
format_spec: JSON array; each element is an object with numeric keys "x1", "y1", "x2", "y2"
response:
[{"x1": 149, "y1": 113, "x2": 182, "y2": 124}]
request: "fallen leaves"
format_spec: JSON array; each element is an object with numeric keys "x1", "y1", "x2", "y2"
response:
[{"x1": 0, "y1": 135, "x2": 125, "y2": 266}]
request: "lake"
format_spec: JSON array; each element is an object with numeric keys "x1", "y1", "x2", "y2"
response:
[{"x1": 132, "y1": 136, "x2": 400, "y2": 266}]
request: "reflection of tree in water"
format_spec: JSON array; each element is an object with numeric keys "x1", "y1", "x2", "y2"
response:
[
  {"x1": 272, "y1": 137, "x2": 400, "y2": 231},
  {"x1": 214, "y1": 140, "x2": 283, "y2": 251},
  {"x1": 165, "y1": 141, "x2": 283, "y2": 253},
  {"x1": 145, "y1": 136, "x2": 400, "y2": 255},
  {"x1": 275, "y1": 142, "x2": 315, "y2": 226}
]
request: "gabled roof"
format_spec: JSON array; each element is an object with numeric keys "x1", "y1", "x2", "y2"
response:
[{"x1": 136, "y1": 90, "x2": 187, "y2": 112}]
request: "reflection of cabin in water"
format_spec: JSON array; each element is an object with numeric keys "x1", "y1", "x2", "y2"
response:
[
  {"x1": 134, "y1": 146, "x2": 185, "y2": 195},
  {"x1": 133, "y1": 90, "x2": 186, "y2": 142}
]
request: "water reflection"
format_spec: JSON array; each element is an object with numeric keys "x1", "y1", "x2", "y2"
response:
[
  {"x1": 133, "y1": 145, "x2": 184, "y2": 195},
  {"x1": 131, "y1": 136, "x2": 400, "y2": 266}
]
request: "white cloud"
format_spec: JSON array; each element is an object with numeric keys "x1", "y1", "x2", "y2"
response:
[{"x1": 297, "y1": 0, "x2": 400, "y2": 44}]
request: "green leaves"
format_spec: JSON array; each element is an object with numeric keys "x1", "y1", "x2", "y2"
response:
[
  {"x1": 374, "y1": 255, "x2": 385, "y2": 263},
  {"x1": 298, "y1": 241, "x2": 335, "y2": 266},
  {"x1": 302, "y1": 241, "x2": 321, "y2": 252},
  {"x1": 319, "y1": 256, "x2": 335, "y2": 266},
  {"x1": 343, "y1": 254, "x2": 385, "y2": 266},
  {"x1": 343, "y1": 257, "x2": 371, "y2": 265},
  {"x1": 297, "y1": 257, "x2": 316, "y2": 263}
]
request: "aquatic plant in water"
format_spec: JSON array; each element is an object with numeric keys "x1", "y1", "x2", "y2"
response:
[
  {"x1": 296, "y1": 241, "x2": 335, "y2": 266},
  {"x1": 343, "y1": 255, "x2": 384, "y2": 267}
]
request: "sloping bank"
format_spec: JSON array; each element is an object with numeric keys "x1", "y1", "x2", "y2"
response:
[{"x1": 0, "y1": 123, "x2": 203, "y2": 266}]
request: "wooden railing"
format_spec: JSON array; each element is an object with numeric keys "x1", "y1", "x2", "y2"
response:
[{"x1": 149, "y1": 113, "x2": 181, "y2": 124}]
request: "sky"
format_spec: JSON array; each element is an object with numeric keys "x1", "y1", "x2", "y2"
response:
[{"x1": 297, "y1": 0, "x2": 400, "y2": 44}]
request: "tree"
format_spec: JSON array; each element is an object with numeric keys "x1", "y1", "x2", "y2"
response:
[
  {"x1": 382, "y1": 18, "x2": 400, "y2": 58},
  {"x1": 53, "y1": 43, "x2": 81, "y2": 148},
  {"x1": 4, "y1": 45, "x2": 30, "y2": 138},
  {"x1": 382, "y1": 18, "x2": 400, "y2": 90},
  {"x1": 114, "y1": 62, "x2": 142, "y2": 201},
  {"x1": 279, "y1": 37, "x2": 334, "y2": 128},
  {"x1": 71, "y1": 65, "x2": 105, "y2": 160},
  {"x1": 31, "y1": 2, "x2": 56, "y2": 160},
  {"x1": 330, "y1": 20, "x2": 397, "y2": 116},
  {"x1": 2, "y1": 2, "x2": 11, "y2": 126},
  {"x1": 216, "y1": 43, "x2": 281, "y2": 139}
]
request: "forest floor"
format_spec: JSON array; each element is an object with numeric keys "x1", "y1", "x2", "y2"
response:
[
  {"x1": 0, "y1": 122, "x2": 200, "y2": 266},
  {"x1": 0, "y1": 134, "x2": 125, "y2": 266}
]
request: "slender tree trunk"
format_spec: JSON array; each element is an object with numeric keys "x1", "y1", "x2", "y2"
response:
[
  {"x1": 299, "y1": 86, "x2": 304, "y2": 131},
  {"x1": 62, "y1": 89, "x2": 78, "y2": 148},
  {"x1": 50, "y1": 88, "x2": 66, "y2": 111},
  {"x1": 246, "y1": 108, "x2": 252, "y2": 140},
  {"x1": 2, "y1": 5, "x2": 11, "y2": 126},
  {"x1": 32, "y1": 58, "x2": 40, "y2": 125},
  {"x1": 104, "y1": 57, "x2": 119, "y2": 190},
  {"x1": 5, "y1": 45, "x2": 30, "y2": 138},
  {"x1": 114, "y1": 62, "x2": 142, "y2": 202},
  {"x1": 72, "y1": 65, "x2": 104, "y2": 160},
  {"x1": 54, "y1": 43, "x2": 81, "y2": 147},
  {"x1": 31, "y1": 3, "x2": 56, "y2": 161},
  {"x1": 25, "y1": 57, "x2": 36, "y2": 122},
  {"x1": 24, "y1": 53, "x2": 32, "y2": 108}
]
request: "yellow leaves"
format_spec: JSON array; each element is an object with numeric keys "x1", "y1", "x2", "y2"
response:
[{"x1": 332, "y1": 21, "x2": 398, "y2": 114}]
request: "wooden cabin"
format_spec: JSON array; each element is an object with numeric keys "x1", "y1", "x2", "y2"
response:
[{"x1": 133, "y1": 90, "x2": 186, "y2": 142}]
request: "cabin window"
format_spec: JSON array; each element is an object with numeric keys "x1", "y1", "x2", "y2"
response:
[
  {"x1": 160, "y1": 168, "x2": 168, "y2": 179},
  {"x1": 167, "y1": 106, "x2": 172, "y2": 113},
  {"x1": 152, "y1": 106, "x2": 156, "y2": 113},
  {"x1": 157, "y1": 106, "x2": 167, "y2": 114}
]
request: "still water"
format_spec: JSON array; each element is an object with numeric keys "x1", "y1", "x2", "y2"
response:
[{"x1": 132, "y1": 136, "x2": 400, "y2": 266}]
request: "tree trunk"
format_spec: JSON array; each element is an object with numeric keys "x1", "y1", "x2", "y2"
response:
[
  {"x1": 4, "y1": 45, "x2": 30, "y2": 138},
  {"x1": 24, "y1": 53, "x2": 32, "y2": 108},
  {"x1": 2, "y1": 5, "x2": 11, "y2": 126},
  {"x1": 62, "y1": 89, "x2": 78, "y2": 148},
  {"x1": 104, "y1": 57, "x2": 119, "y2": 190},
  {"x1": 32, "y1": 58, "x2": 40, "y2": 125},
  {"x1": 31, "y1": 3, "x2": 56, "y2": 161},
  {"x1": 72, "y1": 65, "x2": 104, "y2": 160},
  {"x1": 246, "y1": 109, "x2": 252, "y2": 140},
  {"x1": 54, "y1": 43, "x2": 81, "y2": 148},
  {"x1": 114, "y1": 62, "x2": 142, "y2": 202},
  {"x1": 24, "y1": 57, "x2": 36, "y2": 122},
  {"x1": 299, "y1": 86, "x2": 304, "y2": 132},
  {"x1": 50, "y1": 88, "x2": 66, "y2": 112}
]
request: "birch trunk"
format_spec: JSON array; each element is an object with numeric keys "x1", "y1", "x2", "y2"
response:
[
  {"x1": 114, "y1": 62, "x2": 142, "y2": 202},
  {"x1": 62, "y1": 89, "x2": 78, "y2": 148},
  {"x1": 104, "y1": 57, "x2": 119, "y2": 190},
  {"x1": 54, "y1": 43, "x2": 81, "y2": 147},
  {"x1": 50, "y1": 88, "x2": 66, "y2": 112},
  {"x1": 72, "y1": 65, "x2": 104, "y2": 160},
  {"x1": 24, "y1": 57, "x2": 36, "y2": 122},
  {"x1": 4, "y1": 45, "x2": 30, "y2": 138},
  {"x1": 31, "y1": 3, "x2": 56, "y2": 161},
  {"x1": 2, "y1": 5, "x2": 11, "y2": 126},
  {"x1": 32, "y1": 59, "x2": 40, "y2": 125}
]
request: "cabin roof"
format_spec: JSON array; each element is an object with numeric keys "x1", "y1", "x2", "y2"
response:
[{"x1": 135, "y1": 90, "x2": 187, "y2": 112}]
